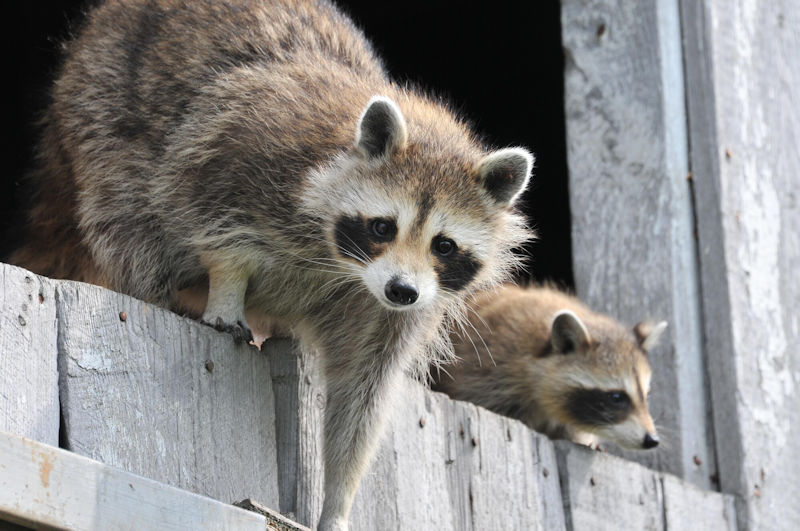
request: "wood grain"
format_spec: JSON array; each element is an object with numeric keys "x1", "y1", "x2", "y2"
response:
[
  {"x1": 0, "y1": 431, "x2": 267, "y2": 531},
  {"x1": 560, "y1": 0, "x2": 715, "y2": 487},
  {"x1": 0, "y1": 263, "x2": 59, "y2": 445},
  {"x1": 56, "y1": 280, "x2": 280, "y2": 509},
  {"x1": 681, "y1": 0, "x2": 800, "y2": 528}
]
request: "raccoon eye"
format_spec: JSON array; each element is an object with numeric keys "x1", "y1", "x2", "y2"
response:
[
  {"x1": 432, "y1": 236, "x2": 456, "y2": 257},
  {"x1": 606, "y1": 391, "x2": 631, "y2": 409},
  {"x1": 370, "y1": 218, "x2": 396, "y2": 241}
]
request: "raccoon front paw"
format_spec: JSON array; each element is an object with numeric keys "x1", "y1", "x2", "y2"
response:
[{"x1": 200, "y1": 316, "x2": 254, "y2": 344}]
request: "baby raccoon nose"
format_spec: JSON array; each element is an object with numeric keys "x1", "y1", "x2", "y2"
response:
[
  {"x1": 642, "y1": 433, "x2": 659, "y2": 449},
  {"x1": 385, "y1": 279, "x2": 419, "y2": 305}
]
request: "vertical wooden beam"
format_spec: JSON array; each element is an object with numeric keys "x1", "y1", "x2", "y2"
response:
[
  {"x1": 0, "y1": 264, "x2": 58, "y2": 445},
  {"x1": 561, "y1": 0, "x2": 715, "y2": 486},
  {"x1": 680, "y1": 0, "x2": 800, "y2": 528}
]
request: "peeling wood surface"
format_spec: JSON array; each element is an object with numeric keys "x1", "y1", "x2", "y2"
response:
[
  {"x1": 0, "y1": 264, "x2": 59, "y2": 445},
  {"x1": 681, "y1": 0, "x2": 800, "y2": 528},
  {"x1": 560, "y1": 0, "x2": 715, "y2": 487},
  {"x1": 56, "y1": 280, "x2": 280, "y2": 509},
  {"x1": 0, "y1": 431, "x2": 266, "y2": 531}
]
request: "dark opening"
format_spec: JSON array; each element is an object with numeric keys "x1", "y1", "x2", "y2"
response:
[{"x1": 2, "y1": 1, "x2": 572, "y2": 289}]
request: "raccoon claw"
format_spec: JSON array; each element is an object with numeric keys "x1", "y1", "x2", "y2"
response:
[{"x1": 200, "y1": 317, "x2": 254, "y2": 344}]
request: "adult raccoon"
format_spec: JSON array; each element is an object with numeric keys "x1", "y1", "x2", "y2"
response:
[{"x1": 12, "y1": 1, "x2": 533, "y2": 528}]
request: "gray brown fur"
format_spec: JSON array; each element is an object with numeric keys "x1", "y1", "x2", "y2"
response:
[
  {"x1": 433, "y1": 284, "x2": 664, "y2": 450},
  {"x1": 10, "y1": 1, "x2": 533, "y2": 529}
]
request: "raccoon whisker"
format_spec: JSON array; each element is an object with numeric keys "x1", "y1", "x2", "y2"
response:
[
  {"x1": 460, "y1": 299, "x2": 493, "y2": 364},
  {"x1": 448, "y1": 305, "x2": 492, "y2": 368},
  {"x1": 463, "y1": 297, "x2": 492, "y2": 333},
  {"x1": 336, "y1": 248, "x2": 370, "y2": 266},
  {"x1": 318, "y1": 274, "x2": 362, "y2": 295},
  {"x1": 333, "y1": 229, "x2": 373, "y2": 265},
  {"x1": 270, "y1": 248, "x2": 362, "y2": 274}
]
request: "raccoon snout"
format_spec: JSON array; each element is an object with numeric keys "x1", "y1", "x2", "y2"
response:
[
  {"x1": 642, "y1": 433, "x2": 659, "y2": 449},
  {"x1": 384, "y1": 279, "x2": 419, "y2": 305}
]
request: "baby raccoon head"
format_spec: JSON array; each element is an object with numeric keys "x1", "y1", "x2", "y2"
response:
[
  {"x1": 545, "y1": 311, "x2": 667, "y2": 450},
  {"x1": 304, "y1": 96, "x2": 533, "y2": 312}
]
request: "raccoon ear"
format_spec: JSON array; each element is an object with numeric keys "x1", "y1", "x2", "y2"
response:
[
  {"x1": 355, "y1": 96, "x2": 408, "y2": 159},
  {"x1": 476, "y1": 147, "x2": 534, "y2": 206},
  {"x1": 551, "y1": 310, "x2": 591, "y2": 353},
  {"x1": 634, "y1": 320, "x2": 668, "y2": 351}
]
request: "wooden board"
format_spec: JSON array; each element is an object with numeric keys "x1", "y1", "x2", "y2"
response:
[
  {"x1": 662, "y1": 474, "x2": 736, "y2": 531},
  {"x1": 560, "y1": 0, "x2": 715, "y2": 487},
  {"x1": 557, "y1": 442, "x2": 736, "y2": 531},
  {"x1": 680, "y1": 0, "x2": 800, "y2": 528},
  {"x1": 0, "y1": 431, "x2": 266, "y2": 531},
  {"x1": 557, "y1": 442, "x2": 665, "y2": 531},
  {"x1": 0, "y1": 263, "x2": 59, "y2": 445},
  {"x1": 268, "y1": 340, "x2": 565, "y2": 530},
  {"x1": 56, "y1": 281, "x2": 280, "y2": 509}
]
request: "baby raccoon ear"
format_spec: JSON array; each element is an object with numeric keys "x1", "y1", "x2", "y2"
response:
[
  {"x1": 476, "y1": 147, "x2": 534, "y2": 206},
  {"x1": 355, "y1": 96, "x2": 408, "y2": 159},
  {"x1": 551, "y1": 310, "x2": 591, "y2": 353},
  {"x1": 634, "y1": 320, "x2": 668, "y2": 351}
]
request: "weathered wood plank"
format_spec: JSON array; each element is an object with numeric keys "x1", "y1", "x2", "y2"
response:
[
  {"x1": 557, "y1": 442, "x2": 738, "y2": 531},
  {"x1": 662, "y1": 474, "x2": 736, "y2": 531},
  {"x1": 268, "y1": 338, "x2": 326, "y2": 526},
  {"x1": 269, "y1": 341, "x2": 565, "y2": 530},
  {"x1": 560, "y1": 0, "x2": 715, "y2": 487},
  {"x1": 234, "y1": 498, "x2": 312, "y2": 531},
  {"x1": 0, "y1": 430, "x2": 266, "y2": 531},
  {"x1": 56, "y1": 281, "x2": 280, "y2": 509},
  {"x1": 680, "y1": 0, "x2": 800, "y2": 528},
  {"x1": 0, "y1": 263, "x2": 58, "y2": 445},
  {"x1": 556, "y1": 442, "x2": 665, "y2": 531}
]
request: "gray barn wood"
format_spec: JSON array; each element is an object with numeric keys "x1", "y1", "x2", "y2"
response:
[
  {"x1": 557, "y1": 443, "x2": 737, "y2": 531},
  {"x1": 680, "y1": 0, "x2": 800, "y2": 528},
  {"x1": 557, "y1": 442, "x2": 665, "y2": 531},
  {"x1": 267, "y1": 340, "x2": 565, "y2": 531},
  {"x1": 662, "y1": 474, "x2": 737, "y2": 531},
  {"x1": 0, "y1": 263, "x2": 58, "y2": 445},
  {"x1": 56, "y1": 281, "x2": 280, "y2": 509},
  {"x1": 0, "y1": 267, "x2": 751, "y2": 529},
  {"x1": 560, "y1": 0, "x2": 715, "y2": 488},
  {"x1": 0, "y1": 431, "x2": 268, "y2": 531}
]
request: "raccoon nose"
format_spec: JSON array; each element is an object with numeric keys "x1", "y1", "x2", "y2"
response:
[
  {"x1": 642, "y1": 433, "x2": 659, "y2": 449},
  {"x1": 385, "y1": 279, "x2": 419, "y2": 305}
]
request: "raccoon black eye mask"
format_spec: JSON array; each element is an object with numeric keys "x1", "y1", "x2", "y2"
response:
[
  {"x1": 334, "y1": 216, "x2": 397, "y2": 261},
  {"x1": 432, "y1": 240, "x2": 482, "y2": 292},
  {"x1": 565, "y1": 388, "x2": 634, "y2": 426}
]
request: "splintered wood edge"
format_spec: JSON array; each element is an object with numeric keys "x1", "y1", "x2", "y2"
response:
[
  {"x1": 234, "y1": 498, "x2": 312, "y2": 531},
  {"x1": 0, "y1": 431, "x2": 266, "y2": 530}
]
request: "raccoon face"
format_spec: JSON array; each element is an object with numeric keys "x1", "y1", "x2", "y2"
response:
[
  {"x1": 330, "y1": 198, "x2": 492, "y2": 311},
  {"x1": 550, "y1": 311, "x2": 666, "y2": 450},
  {"x1": 305, "y1": 96, "x2": 532, "y2": 312}
]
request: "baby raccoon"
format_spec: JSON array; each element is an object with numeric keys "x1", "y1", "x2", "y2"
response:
[
  {"x1": 11, "y1": 1, "x2": 533, "y2": 529},
  {"x1": 432, "y1": 285, "x2": 666, "y2": 450}
]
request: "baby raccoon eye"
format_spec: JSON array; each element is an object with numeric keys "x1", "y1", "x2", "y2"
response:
[
  {"x1": 606, "y1": 391, "x2": 630, "y2": 408},
  {"x1": 432, "y1": 236, "x2": 456, "y2": 257},
  {"x1": 369, "y1": 218, "x2": 396, "y2": 241}
]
